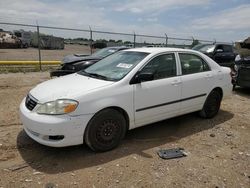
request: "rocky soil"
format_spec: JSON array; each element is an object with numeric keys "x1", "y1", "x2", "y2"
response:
[{"x1": 0, "y1": 72, "x2": 249, "y2": 188}]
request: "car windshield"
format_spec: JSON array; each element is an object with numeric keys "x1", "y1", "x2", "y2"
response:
[
  {"x1": 90, "y1": 48, "x2": 118, "y2": 58},
  {"x1": 197, "y1": 45, "x2": 215, "y2": 53},
  {"x1": 78, "y1": 51, "x2": 149, "y2": 81}
]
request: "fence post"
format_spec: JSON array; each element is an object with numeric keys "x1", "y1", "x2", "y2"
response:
[
  {"x1": 36, "y1": 25, "x2": 42, "y2": 71},
  {"x1": 133, "y1": 32, "x2": 136, "y2": 48},
  {"x1": 165, "y1": 34, "x2": 168, "y2": 47},
  {"x1": 89, "y1": 26, "x2": 93, "y2": 54},
  {"x1": 191, "y1": 36, "x2": 195, "y2": 48}
]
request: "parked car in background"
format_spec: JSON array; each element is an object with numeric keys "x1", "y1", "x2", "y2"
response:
[
  {"x1": 50, "y1": 46, "x2": 129, "y2": 77},
  {"x1": 192, "y1": 43, "x2": 236, "y2": 67},
  {"x1": 20, "y1": 48, "x2": 231, "y2": 151},
  {"x1": 231, "y1": 37, "x2": 250, "y2": 89}
]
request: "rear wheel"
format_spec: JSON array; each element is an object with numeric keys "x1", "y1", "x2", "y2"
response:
[
  {"x1": 85, "y1": 109, "x2": 126, "y2": 152},
  {"x1": 199, "y1": 90, "x2": 222, "y2": 118}
]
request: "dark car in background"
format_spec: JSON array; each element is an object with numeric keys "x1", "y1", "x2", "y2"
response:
[
  {"x1": 231, "y1": 37, "x2": 250, "y2": 89},
  {"x1": 50, "y1": 46, "x2": 129, "y2": 77},
  {"x1": 192, "y1": 43, "x2": 236, "y2": 67}
]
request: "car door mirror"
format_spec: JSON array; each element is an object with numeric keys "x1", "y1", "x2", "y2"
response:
[
  {"x1": 130, "y1": 72, "x2": 154, "y2": 84},
  {"x1": 138, "y1": 72, "x2": 154, "y2": 82}
]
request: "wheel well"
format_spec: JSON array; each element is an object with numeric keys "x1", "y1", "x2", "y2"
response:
[
  {"x1": 98, "y1": 107, "x2": 130, "y2": 131},
  {"x1": 212, "y1": 87, "x2": 223, "y2": 99}
]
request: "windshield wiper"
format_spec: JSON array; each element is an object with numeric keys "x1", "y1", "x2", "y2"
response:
[
  {"x1": 88, "y1": 73, "x2": 109, "y2": 80},
  {"x1": 80, "y1": 70, "x2": 112, "y2": 81}
]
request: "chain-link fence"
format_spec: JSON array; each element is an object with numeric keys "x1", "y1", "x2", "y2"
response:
[{"x1": 0, "y1": 22, "x2": 231, "y2": 72}]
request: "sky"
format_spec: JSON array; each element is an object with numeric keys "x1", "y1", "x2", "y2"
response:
[{"x1": 0, "y1": 0, "x2": 249, "y2": 43}]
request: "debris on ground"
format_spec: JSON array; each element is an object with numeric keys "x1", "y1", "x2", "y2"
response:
[
  {"x1": 210, "y1": 133, "x2": 215, "y2": 137},
  {"x1": 44, "y1": 182, "x2": 56, "y2": 188},
  {"x1": 25, "y1": 179, "x2": 32, "y2": 182},
  {"x1": 157, "y1": 148, "x2": 187, "y2": 160},
  {"x1": 96, "y1": 167, "x2": 102, "y2": 171},
  {"x1": 33, "y1": 171, "x2": 42, "y2": 175},
  {"x1": 8, "y1": 163, "x2": 29, "y2": 171}
]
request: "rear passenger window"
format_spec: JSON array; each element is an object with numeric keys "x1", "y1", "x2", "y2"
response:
[
  {"x1": 179, "y1": 53, "x2": 210, "y2": 75},
  {"x1": 141, "y1": 53, "x2": 176, "y2": 80}
]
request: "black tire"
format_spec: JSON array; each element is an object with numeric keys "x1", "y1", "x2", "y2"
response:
[
  {"x1": 199, "y1": 90, "x2": 222, "y2": 118},
  {"x1": 85, "y1": 109, "x2": 127, "y2": 152}
]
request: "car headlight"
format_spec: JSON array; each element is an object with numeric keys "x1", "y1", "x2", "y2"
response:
[{"x1": 36, "y1": 99, "x2": 78, "y2": 115}]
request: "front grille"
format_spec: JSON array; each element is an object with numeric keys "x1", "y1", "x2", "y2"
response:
[{"x1": 25, "y1": 94, "x2": 38, "y2": 111}]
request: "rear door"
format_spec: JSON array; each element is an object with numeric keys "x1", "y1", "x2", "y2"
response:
[
  {"x1": 178, "y1": 53, "x2": 215, "y2": 114},
  {"x1": 133, "y1": 53, "x2": 181, "y2": 127}
]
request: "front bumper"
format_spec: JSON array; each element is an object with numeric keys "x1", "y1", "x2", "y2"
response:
[{"x1": 20, "y1": 99, "x2": 93, "y2": 147}]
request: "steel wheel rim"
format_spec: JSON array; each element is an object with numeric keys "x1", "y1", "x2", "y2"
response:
[{"x1": 96, "y1": 119, "x2": 119, "y2": 144}]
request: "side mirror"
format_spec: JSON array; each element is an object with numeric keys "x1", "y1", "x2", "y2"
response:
[
  {"x1": 130, "y1": 72, "x2": 154, "y2": 84},
  {"x1": 215, "y1": 49, "x2": 223, "y2": 53}
]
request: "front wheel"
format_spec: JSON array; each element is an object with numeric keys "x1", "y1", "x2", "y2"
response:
[
  {"x1": 84, "y1": 109, "x2": 127, "y2": 152},
  {"x1": 199, "y1": 90, "x2": 222, "y2": 118}
]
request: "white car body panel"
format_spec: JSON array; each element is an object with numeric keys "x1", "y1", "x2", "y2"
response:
[
  {"x1": 179, "y1": 71, "x2": 214, "y2": 114},
  {"x1": 30, "y1": 73, "x2": 114, "y2": 103},
  {"x1": 134, "y1": 76, "x2": 181, "y2": 127},
  {"x1": 20, "y1": 48, "x2": 232, "y2": 147}
]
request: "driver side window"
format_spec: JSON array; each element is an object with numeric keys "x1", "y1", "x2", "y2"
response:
[{"x1": 140, "y1": 53, "x2": 176, "y2": 81}]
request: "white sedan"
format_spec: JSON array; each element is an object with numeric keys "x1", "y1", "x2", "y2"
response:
[{"x1": 20, "y1": 48, "x2": 232, "y2": 151}]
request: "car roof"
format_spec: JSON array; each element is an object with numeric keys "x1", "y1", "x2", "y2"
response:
[{"x1": 125, "y1": 47, "x2": 195, "y2": 54}]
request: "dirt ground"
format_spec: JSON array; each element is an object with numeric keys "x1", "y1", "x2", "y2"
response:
[
  {"x1": 0, "y1": 72, "x2": 249, "y2": 188},
  {"x1": 0, "y1": 45, "x2": 91, "y2": 61}
]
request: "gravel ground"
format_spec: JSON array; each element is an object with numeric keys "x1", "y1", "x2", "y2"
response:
[{"x1": 0, "y1": 72, "x2": 249, "y2": 188}]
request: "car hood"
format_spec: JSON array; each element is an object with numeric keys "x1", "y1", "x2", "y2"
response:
[
  {"x1": 62, "y1": 54, "x2": 101, "y2": 64},
  {"x1": 30, "y1": 73, "x2": 114, "y2": 103}
]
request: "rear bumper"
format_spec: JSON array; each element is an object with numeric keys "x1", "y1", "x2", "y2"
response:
[
  {"x1": 235, "y1": 67, "x2": 250, "y2": 88},
  {"x1": 237, "y1": 79, "x2": 250, "y2": 88}
]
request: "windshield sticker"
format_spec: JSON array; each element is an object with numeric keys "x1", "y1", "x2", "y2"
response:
[{"x1": 117, "y1": 63, "x2": 133, "y2": 69}]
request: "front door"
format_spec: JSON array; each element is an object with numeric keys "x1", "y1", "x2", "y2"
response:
[{"x1": 133, "y1": 53, "x2": 181, "y2": 127}]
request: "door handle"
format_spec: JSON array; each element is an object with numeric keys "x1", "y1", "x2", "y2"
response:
[{"x1": 171, "y1": 80, "x2": 182, "y2": 86}]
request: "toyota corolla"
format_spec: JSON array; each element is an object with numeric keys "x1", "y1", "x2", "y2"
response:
[{"x1": 20, "y1": 48, "x2": 231, "y2": 151}]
